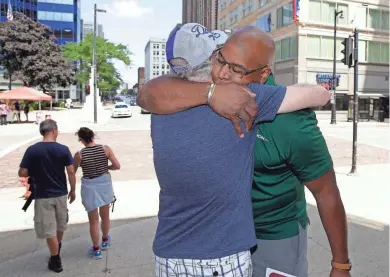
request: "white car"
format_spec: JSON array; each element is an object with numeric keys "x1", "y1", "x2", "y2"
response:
[{"x1": 112, "y1": 103, "x2": 132, "y2": 118}]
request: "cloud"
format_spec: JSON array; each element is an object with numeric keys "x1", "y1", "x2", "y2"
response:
[{"x1": 104, "y1": 0, "x2": 153, "y2": 18}]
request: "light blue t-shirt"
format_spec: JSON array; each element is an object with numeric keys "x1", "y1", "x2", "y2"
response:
[{"x1": 151, "y1": 83, "x2": 287, "y2": 259}]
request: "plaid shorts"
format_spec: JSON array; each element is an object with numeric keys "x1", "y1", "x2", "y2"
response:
[{"x1": 155, "y1": 250, "x2": 252, "y2": 277}]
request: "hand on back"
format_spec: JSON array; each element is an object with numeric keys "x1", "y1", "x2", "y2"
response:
[{"x1": 209, "y1": 82, "x2": 258, "y2": 136}]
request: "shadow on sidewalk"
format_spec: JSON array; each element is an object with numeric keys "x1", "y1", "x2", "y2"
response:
[{"x1": 0, "y1": 206, "x2": 388, "y2": 277}]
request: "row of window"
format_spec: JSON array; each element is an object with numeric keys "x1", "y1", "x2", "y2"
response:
[
  {"x1": 307, "y1": 35, "x2": 389, "y2": 64},
  {"x1": 37, "y1": 10, "x2": 74, "y2": 21},
  {"x1": 309, "y1": 0, "x2": 389, "y2": 30},
  {"x1": 152, "y1": 71, "x2": 169, "y2": 76},
  {"x1": 2, "y1": 0, "x2": 38, "y2": 5},
  {"x1": 152, "y1": 64, "x2": 170, "y2": 70},
  {"x1": 274, "y1": 35, "x2": 389, "y2": 64},
  {"x1": 152, "y1": 50, "x2": 165, "y2": 56},
  {"x1": 219, "y1": 0, "x2": 389, "y2": 32},
  {"x1": 51, "y1": 28, "x2": 74, "y2": 39},
  {"x1": 0, "y1": 5, "x2": 37, "y2": 20},
  {"x1": 152, "y1": 57, "x2": 167, "y2": 63},
  {"x1": 152, "y1": 43, "x2": 165, "y2": 49},
  {"x1": 38, "y1": 0, "x2": 74, "y2": 5}
]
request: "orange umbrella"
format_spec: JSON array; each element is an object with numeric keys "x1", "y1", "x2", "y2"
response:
[{"x1": 0, "y1": 87, "x2": 52, "y2": 101}]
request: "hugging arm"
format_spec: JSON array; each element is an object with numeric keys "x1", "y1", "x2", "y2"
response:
[
  {"x1": 278, "y1": 84, "x2": 331, "y2": 113},
  {"x1": 136, "y1": 75, "x2": 209, "y2": 114}
]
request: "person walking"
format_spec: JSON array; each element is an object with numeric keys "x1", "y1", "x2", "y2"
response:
[
  {"x1": 13, "y1": 100, "x2": 21, "y2": 122},
  {"x1": 73, "y1": 127, "x2": 120, "y2": 260},
  {"x1": 0, "y1": 101, "x2": 9, "y2": 125},
  {"x1": 24, "y1": 102, "x2": 30, "y2": 122},
  {"x1": 18, "y1": 119, "x2": 76, "y2": 273}
]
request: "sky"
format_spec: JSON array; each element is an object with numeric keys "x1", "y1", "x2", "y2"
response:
[{"x1": 80, "y1": 0, "x2": 182, "y2": 88}]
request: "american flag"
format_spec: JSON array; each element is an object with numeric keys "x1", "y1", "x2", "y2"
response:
[{"x1": 7, "y1": 0, "x2": 13, "y2": 21}]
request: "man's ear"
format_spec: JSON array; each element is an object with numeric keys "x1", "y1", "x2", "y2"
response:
[{"x1": 259, "y1": 67, "x2": 271, "y2": 84}]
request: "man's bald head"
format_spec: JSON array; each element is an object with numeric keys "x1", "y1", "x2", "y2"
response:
[
  {"x1": 211, "y1": 26, "x2": 275, "y2": 85},
  {"x1": 227, "y1": 26, "x2": 275, "y2": 65}
]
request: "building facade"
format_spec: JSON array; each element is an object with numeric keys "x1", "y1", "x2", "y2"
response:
[
  {"x1": 0, "y1": 0, "x2": 81, "y2": 97},
  {"x1": 144, "y1": 38, "x2": 171, "y2": 82},
  {"x1": 218, "y1": 0, "x2": 389, "y2": 119},
  {"x1": 182, "y1": 0, "x2": 218, "y2": 30},
  {"x1": 81, "y1": 19, "x2": 104, "y2": 40},
  {"x1": 138, "y1": 67, "x2": 145, "y2": 89}
]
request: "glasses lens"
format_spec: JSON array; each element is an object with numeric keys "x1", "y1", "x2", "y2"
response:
[{"x1": 230, "y1": 65, "x2": 246, "y2": 78}]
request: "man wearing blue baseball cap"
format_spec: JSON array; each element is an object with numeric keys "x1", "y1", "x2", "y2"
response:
[{"x1": 139, "y1": 23, "x2": 330, "y2": 277}]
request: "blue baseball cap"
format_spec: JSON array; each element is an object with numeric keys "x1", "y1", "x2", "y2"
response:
[{"x1": 166, "y1": 23, "x2": 229, "y2": 73}]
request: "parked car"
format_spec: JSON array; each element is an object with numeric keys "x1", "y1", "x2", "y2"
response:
[
  {"x1": 130, "y1": 98, "x2": 137, "y2": 106},
  {"x1": 112, "y1": 103, "x2": 132, "y2": 118}
]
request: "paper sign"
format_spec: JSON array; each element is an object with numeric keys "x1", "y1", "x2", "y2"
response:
[{"x1": 265, "y1": 267, "x2": 297, "y2": 277}]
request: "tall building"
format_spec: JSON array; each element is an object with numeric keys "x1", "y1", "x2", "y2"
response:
[
  {"x1": 182, "y1": 0, "x2": 218, "y2": 31},
  {"x1": 81, "y1": 19, "x2": 104, "y2": 40},
  {"x1": 218, "y1": 0, "x2": 389, "y2": 119},
  {"x1": 0, "y1": 0, "x2": 81, "y2": 91},
  {"x1": 144, "y1": 38, "x2": 171, "y2": 82},
  {"x1": 0, "y1": 0, "x2": 81, "y2": 44},
  {"x1": 138, "y1": 67, "x2": 145, "y2": 89}
]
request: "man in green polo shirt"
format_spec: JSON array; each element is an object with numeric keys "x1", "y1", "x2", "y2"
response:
[{"x1": 250, "y1": 73, "x2": 350, "y2": 277}]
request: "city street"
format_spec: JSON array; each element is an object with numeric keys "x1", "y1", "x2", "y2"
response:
[{"x1": 0, "y1": 107, "x2": 388, "y2": 276}]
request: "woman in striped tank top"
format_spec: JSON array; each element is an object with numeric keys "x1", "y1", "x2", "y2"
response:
[{"x1": 73, "y1": 127, "x2": 121, "y2": 260}]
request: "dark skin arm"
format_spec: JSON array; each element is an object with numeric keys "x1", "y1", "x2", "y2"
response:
[
  {"x1": 137, "y1": 75, "x2": 258, "y2": 135},
  {"x1": 305, "y1": 168, "x2": 350, "y2": 277}
]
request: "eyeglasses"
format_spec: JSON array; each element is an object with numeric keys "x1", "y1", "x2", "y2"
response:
[{"x1": 212, "y1": 48, "x2": 268, "y2": 79}]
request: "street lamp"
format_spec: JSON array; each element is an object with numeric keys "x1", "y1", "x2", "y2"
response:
[
  {"x1": 331, "y1": 9, "x2": 344, "y2": 124},
  {"x1": 93, "y1": 4, "x2": 106, "y2": 123}
]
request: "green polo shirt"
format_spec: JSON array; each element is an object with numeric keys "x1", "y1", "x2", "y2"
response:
[{"x1": 252, "y1": 75, "x2": 333, "y2": 240}]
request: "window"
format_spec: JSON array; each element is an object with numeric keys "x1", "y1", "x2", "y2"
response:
[
  {"x1": 162, "y1": 44, "x2": 165, "y2": 49},
  {"x1": 248, "y1": 0, "x2": 253, "y2": 12},
  {"x1": 45, "y1": 11, "x2": 54, "y2": 20},
  {"x1": 364, "y1": 8, "x2": 389, "y2": 30},
  {"x1": 308, "y1": 0, "x2": 349, "y2": 25},
  {"x1": 37, "y1": 10, "x2": 45, "y2": 20},
  {"x1": 54, "y1": 12, "x2": 62, "y2": 21},
  {"x1": 162, "y1": 51, "x2": 165, "y2": 56},
  {"x1": 157, "y1": 44, "x2": 160, "y2": 49},
  {"x1": 153, "y1": 51, "x2": 156, "y2": 55},
  {"x1": 162, "y1": 64, "x2": 165, "y2": 69},
  {"x1": 153, "y1": 44, "x2": 156, "y2": 49},
  {"x1": 242, "y1": 2, "x2": 247, "y2": 17},
  {"x1": 307, "y1": 35, "x2": 360, "y2": 61},
  {"x1": 234, "y1": 7, "x2": 239, "y2": 22},
  {"x1": 363, "y1": 41, "x2": 389, "y2": 63},
  {"x1": 277, "y1": 2, "x2": 293, "y2": 28},
  {"x1": 256, "y1": 14, "x2": 271, "y2": 32},
  {"x1": 62, "y1": 29, "x2": 73, "y2": 39},
  {"x1": 276, "y1": 37, "x2": 297, "y2": 61},
  {"x1": 157, "y1": 51, "x2": 159, "y2": 55},
  {"x1": 62, "y1": 13, "x2": 73, "y2": 22}
]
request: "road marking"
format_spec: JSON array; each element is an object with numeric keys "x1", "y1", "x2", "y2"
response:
[{"x1": 0, "y1": 136, "x2": 40, "y2": 158}]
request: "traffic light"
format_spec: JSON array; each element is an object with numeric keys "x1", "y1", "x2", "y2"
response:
[
  {"x1": 85, "y1": 85, "x2": 90, "y2": 95},
  {"x1": 341, "y1": 37, "x2": 354, "y2": 68}
]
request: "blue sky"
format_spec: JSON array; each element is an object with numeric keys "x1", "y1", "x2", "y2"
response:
[{"x1": 80, "y1": 0, "x2": 182, "y2": 87}]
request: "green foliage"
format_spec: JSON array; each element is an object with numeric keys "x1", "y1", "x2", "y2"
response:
[
  {"x1": 0, "y1": 12, "x2": 75, "y2": 91},
  {"x1": 62, "y1": 34, "x2": 132, "y2": 95}
]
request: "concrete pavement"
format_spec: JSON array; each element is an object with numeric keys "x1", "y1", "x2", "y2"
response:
[{"x1": 0, "y1": 107, "x2": 388, "y2": 276}]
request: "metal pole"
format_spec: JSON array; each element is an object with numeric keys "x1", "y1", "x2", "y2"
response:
[
  {"x1": 350, "y1": 29, "x2": 359, "y2": 174},
  {"x1": 330, "y1": 10, "x2": 339, "y2": 124},
  {"x1": 93, "y1": 4, "x2": 97, "y2": 124}
]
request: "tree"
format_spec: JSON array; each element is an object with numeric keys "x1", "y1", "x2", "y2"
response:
[
  {"x1": 0, "y1": 12, "x2": 74, "y2": 92},
  {"x1": 62, "y1": 34, "x2": 132, "y2": 96}
]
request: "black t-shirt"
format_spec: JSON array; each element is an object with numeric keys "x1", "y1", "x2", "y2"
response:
[{"x1": 20, "y1": 142, "x2": 74, "y2": 199}]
